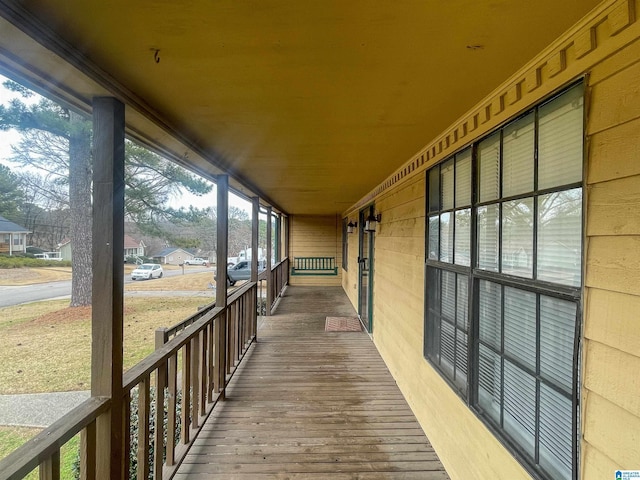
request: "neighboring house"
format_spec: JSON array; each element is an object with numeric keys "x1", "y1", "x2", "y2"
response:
[
  {"x1": 152, "y1": 247, "x2": 197, "y2": 265},
  {"x1": 0, "y1": 215, "x2": 30, "y2": 255},
  {"x1": 57, "y1": 239, "x2": 72, "y2": 261},
  {"x1": 58, "y1": 235, "x2": 146, "y2": 262},
  {"x1": 124, "y1": 235, "x2": 146, "y2": 259}
]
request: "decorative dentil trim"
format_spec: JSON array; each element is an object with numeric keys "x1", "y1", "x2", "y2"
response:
[{"x1": 347, "y1": 0, "x2": 636, "y2": 216}]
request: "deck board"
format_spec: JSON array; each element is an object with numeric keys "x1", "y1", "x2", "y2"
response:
[{"x1": 175, "y1": 286, "x2": 449, "y2": 480}]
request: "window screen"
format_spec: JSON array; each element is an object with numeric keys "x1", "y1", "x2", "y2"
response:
[{"x1": 425, "y1": 83, "x2": 583, "y2": 480}]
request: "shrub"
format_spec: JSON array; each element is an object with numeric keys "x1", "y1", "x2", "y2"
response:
[
  {"x1": 0, "y1": 254, "x2": 70, "y2": 268},
  {"x1": 73, "y1": 387, "x2": 183, "y2": 479}
]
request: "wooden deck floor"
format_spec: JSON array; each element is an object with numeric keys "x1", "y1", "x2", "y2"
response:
[{"x1": 175, "y1": 286, "x2": 450, "y2": 480}]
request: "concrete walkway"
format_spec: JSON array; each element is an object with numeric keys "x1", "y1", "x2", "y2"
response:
[{"x1": 0, "y1": 391, "x2": 90, "y2": 428}]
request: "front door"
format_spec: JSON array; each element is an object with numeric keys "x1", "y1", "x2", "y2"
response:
[{"x1": 358, "y1": 206, "x2": 375, "y2": 332}]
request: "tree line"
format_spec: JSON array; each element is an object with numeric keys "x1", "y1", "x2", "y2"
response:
[{"x1": 0, "y1": 80, "x2": 264, "y2": 306}]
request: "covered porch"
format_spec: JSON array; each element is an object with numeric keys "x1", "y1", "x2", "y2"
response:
[
  {"x1": 176, "y1": 286, "x2": 448, "y2": 479},
  {"x1": 2, "y1": 1, "x2": 640, "y2": 479}
]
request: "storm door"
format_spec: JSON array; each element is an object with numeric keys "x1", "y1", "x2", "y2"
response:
[{"x1": 358, "y1": 205, "x2": 375, "y2": 332}]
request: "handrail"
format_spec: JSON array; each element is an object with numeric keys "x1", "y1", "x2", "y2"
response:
[
  {"x1": 0, "y1": 397, "x2": 110, "y2": 480},
  {"x1": 123, "y1": 307, "x2": 224, "y2": 391},
  {"x1": 2, "y1": 278, "x2": 259, "y2": 480},
  {"x1": 269, "y1": 257, "x2": 289, "y2": 312},
  {"x1": 160, "y1": 277, "x2": 260, "y2": 343},
  {"x1": 162, "y1": 298, "x2": 216, "y2": 340},
  {"x1": 129, "y1": 281, "x2": 258, "y2": 480}
]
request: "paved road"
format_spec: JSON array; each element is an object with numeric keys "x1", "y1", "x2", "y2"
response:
[{"x1": 0, "y1": 267, "x2": 209, "y2": 308}]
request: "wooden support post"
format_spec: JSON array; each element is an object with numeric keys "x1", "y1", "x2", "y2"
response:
[
  {"x1": 284, "y1": 215, "x2": 290, "y2": 260},
  {"x1": 251, "y1": 197, "x2": 259, "y2": 336},
  {"x1": 215, "y1": 175, "x2": 229, "y2": 396},
  {"x1": 266, "y1": 206, "x2": 273, "y2": 316},
  {"x1": 91, "y1": 97, "x2": 125, "y2": 480},
  {"x1": 275, "y1": 213, "x2": 281, "y2": 263},
  {"x1": 251, "y1": 197, "x2": 259, "y2": 283}
]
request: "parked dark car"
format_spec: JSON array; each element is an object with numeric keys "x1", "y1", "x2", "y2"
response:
[{"x1": 216, "y1": 260, "x2": 266, "y2": 286}]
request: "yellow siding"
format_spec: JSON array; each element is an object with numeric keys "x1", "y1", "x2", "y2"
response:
[
  {"x1": 338, "y1": 1, "x2": 640, "y2": 479},
  {"x1": 584, "y1": 288, "x2": 640, "y2": 357},
  {"x1": 289, "y1": 214, "x2": 342, "y2": 286},
  {"x1": 582, "y1": 22, "x2": 640, "y2": 475},
  {"x1": 583, "y1": 391, "x2": 640, "y2": 469},
  {"x1": 345, "y1": 165, "x2": 533, "y2": 480}
]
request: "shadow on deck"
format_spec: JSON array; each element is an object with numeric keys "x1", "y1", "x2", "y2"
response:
[{"x1": 175, "y1": 286, "x2": 450, "y2": 479}]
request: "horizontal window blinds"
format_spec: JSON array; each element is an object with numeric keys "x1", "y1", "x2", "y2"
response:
[{"x1": 425, "y1": 83, "x2": 583, "y2": 480}]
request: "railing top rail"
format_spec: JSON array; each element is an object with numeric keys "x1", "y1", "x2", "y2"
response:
[
  {"x1": 227, "y1": 281, "x2": 256, "y2": 305},
  {"x1": 0, "y1": 396, "x2": 110, "y2": 480},
  {"x1": 162, "y1": 269, "x2": 271, "y2": 338},
  {"x1": 164, "y1": 299, "x2": 216, "y2": 339},
  {"x1": 123, "y1": 307, "x2": 224, "y2": 391},
  {"x1": 272, "y1": 257, "x2": 288, "y2": 268}
]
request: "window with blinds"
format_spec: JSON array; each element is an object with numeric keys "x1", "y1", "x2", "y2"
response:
[{"x1": 424, "y1": 83, "x2": 583, "y2": 480}]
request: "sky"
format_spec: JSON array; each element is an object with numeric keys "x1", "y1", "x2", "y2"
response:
[{"x1": 0, "y1": 73, "x2": 251, "y2": 213}]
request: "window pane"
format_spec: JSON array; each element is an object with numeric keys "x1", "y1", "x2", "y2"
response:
[
  {"x1": 503, "y1": 361, "x2": 536, "y2": 456},
  {"x1": 455, "y1": 330, "x2": 468, "y2": 390},
  {"x1": 479, "y1": 132, "x2": 500, "y2": 203},
  {"x1": 428, "y1": 167, "x2": 440, "y2": 213},
  {"x1": 539, "y1": 384, "x2": 572, "y2": 480},
  {"x1": 537, "y1": 189, "x2": 582, "y2": 286},
  {"x1": 440, "y1": 320, "x2": 456, "y2": 376},
  {"x1": 441, "y1": 160, "x2": 454, "y2": 210},
  {"x1": 454, "y1": 208, "x2": 471, "y2": 266},
  {"x1": 504, "y1": 287, "x2": 536, "y2": 370},
  {"x1": 428, "y1": 216, "x2": 439, "y2": 260},
  {"x1": 478, "y1": 344, "x2": 501, "y2": 424},
  {"x1": 540, "y1": 296, "x2": 576, "y2": 391},
  {"x1": 456, "y1": 149, "x2": 472, "y2": 207},
  {"x1": 478, "y1": 204, "x2": 499, "y2": 271},
  {"x1": 502, "y1": 113, "x2": 534, "y2": 197},
  {"x1": 538, "y1": 84, "x2": 583, "y2": 189},
  {"x1": 425, "y1": 267, "x2": 441, "y2": 362},
  {"x1": 479, "y1": 280, "x2": 501, "y2": 349},
  {"x1": 502, "y1": 198, "x2": 533, "y2": 278},
  {"x1": 456, "y1": 275, "x2": 468, "y2": 332},
  {"x1": 441, "y1": 271, "x2": 456, "y2": 322},
  {"x1": 440, "y1": 212, "x2": 453, "y2": 262}
]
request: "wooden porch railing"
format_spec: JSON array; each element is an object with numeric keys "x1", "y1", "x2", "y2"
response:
[
  {"x1": 269, "y1": 257, "x2": 289, "y2": 312},
  {"x1": 0, "y1": 281, "x2": 258, "y2": 480}
]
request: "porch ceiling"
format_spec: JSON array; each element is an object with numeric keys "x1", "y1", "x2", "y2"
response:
[{"x1": 0, "y1": 0, "x2": 600, "y2": 215}]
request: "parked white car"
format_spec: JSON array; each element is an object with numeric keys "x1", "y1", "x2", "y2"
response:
[
  {"x1": 184, "y1": 257, "x2": 207, "y2": 265},
  {"x1": 34, "y1": 252, "x2": 63, "y2": 261},
  {"x1": 131, "y1": 263, "x2": 163, "y2": 280}
]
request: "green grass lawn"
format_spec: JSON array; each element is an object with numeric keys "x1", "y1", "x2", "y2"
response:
[
  {"x1": 0, "y1": 426, "x2": 79, "y2": 478},
  {"x1": 0, "y1": 296, "x2": 207, "y2": 395},
  {"x1": 0, "y1": 295, "x2": 209, "y2": 468}
]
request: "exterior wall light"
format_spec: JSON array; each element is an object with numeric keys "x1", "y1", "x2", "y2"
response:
[
  {"x1": 364, "y1": 213, "x2": 381, "y2": 233},
  {"x1": 347, "y1": 221, "x2": 357, "y2": 234}
]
